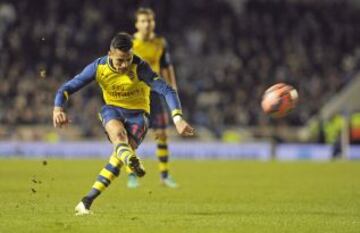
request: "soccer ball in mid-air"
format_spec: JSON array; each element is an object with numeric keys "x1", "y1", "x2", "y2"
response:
[{"x1": 261, "y1": 83, "x2": 298, "y2": 117}]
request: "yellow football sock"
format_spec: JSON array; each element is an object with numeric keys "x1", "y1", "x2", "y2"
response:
[{"x1": 156, "y1": 138, "x2": 169, "y2": 179}]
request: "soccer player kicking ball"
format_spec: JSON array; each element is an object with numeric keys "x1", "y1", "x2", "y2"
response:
[
  {"x1": 52, "y1": 32, "x2": 194, "y2": 215},
  {"x1": 124, "y1": 8, "x2": 181, "y2": 188}
]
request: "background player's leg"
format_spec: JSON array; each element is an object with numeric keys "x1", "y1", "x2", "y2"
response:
[
  {"x1": 149, "y1": 93, "x2": 177, "y2": 187},
  {"x1": 155, "y1": 129, "x2": 178, "y2": 188},
  {"x1": 155, "y1": 129, "x2": 169, "y2": 179}
]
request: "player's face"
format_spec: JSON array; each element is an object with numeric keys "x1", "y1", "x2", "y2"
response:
[
  {"x1": 136, "y1": 14, "x2": 155, "y2": 36},
  {"x1": 108, "y1": 49, "x2": 133, "y2": 73}
]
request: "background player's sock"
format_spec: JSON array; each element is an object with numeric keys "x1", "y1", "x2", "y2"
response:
[{"x1": 156, "y1": 138, "x2": 169, "y2": 179}]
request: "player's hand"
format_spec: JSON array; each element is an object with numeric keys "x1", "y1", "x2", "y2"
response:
[
  {"x1": 174, "y1": 119, "x2": 195, "y2": 136},
  {"x1": 53, "y1": 107, "x2": 70, "y2": 128}
]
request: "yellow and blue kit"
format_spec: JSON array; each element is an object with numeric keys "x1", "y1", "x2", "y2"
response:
[
  {"x1": 133, "y1": 34, "x2": 172, "y2": 74},
  {"x1": 54, "y1": 54, "x2": 182, "y2": 147},
  {"x1": 133, "y1": 34, "x2": 177, "y2": 180},
  {"x1": 133, "y1": 34, "x2": 172, "y2": 129}
]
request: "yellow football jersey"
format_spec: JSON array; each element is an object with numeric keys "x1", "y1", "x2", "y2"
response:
[
  {"x1": 55, "y1": 55, "x2": 181, "y2": 115},
  {"x1": 133, "y1": 34, "x2": 166, "y2": 74},
  {"x1": 95, "y1": 57, "x2": 151, "y2": 113}
]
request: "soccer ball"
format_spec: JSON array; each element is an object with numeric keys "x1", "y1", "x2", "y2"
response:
[{"x1": 261, "y1": 83, "x2": 298, "y2": 117}]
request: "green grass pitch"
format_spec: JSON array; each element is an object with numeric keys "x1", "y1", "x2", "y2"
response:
[{"x1": 0, "y1": 159, "x2": 359, "y2": 233}]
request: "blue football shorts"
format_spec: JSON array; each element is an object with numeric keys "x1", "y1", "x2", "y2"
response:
[{"x1": 99, "y1": 105, "x2": 149, "y2": 148}]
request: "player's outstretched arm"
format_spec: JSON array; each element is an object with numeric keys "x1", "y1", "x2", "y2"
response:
[
  {"x1": 160, "y1": 39, "x2": 177, "y2": 90},
  {"x1": 53, "y1": 106, "x2": 69, "y2": 128},
  {"x1": 173, "y1": 115, "x2": 195, "y2": 136},
  {"x1": 160, "y1": 65, "x2": 177, "y2": 90},
  {"x1": 150, "y1": 78, "x2": 195, "y2": 137},
  {"x1": 137, "y1": 58, "x2": 195, "y2": 136},
  {"x1": 52, "y1": 58, "x2": 99, "y2": 129},
  {"x1": 147, "y1": 77, "x2": 195, "y2": 137}
]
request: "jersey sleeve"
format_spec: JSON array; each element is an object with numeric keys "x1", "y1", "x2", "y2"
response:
[
  {"x1": 54, "y1": 58, "x2": 100, "y2": 108},
  {"x1": 159, "y1": 39, "x2": 173, "y2": 68},
  {"x1": 137, "y1": 59, "x2": 182, "y2": 117}
]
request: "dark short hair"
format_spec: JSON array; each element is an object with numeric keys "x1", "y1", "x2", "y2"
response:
[
  {"x1": 135, "y1": 7, "x2": 155, "y2": 22},
  {"x1": 110, "y1": 32, "x2": 133, "y2": 51}
]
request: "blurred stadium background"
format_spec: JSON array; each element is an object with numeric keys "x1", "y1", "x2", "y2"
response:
[
  {"x1": 1, "y1": 0, "x2": 360, "y2": 160},
  {"x1": 1, "y1": 1, "x2": 360, "y2": 233}
]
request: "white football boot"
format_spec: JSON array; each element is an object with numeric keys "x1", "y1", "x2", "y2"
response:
[{"x1": 75, "y1": 201, "x2": 91, "y2": 216}]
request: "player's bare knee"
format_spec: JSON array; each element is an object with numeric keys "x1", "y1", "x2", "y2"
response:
[
  {"x1": 116, "y1": 129, "x2": 128, "y2": 141},
  {"x1": 109, "y1": 129, "x2": 128, "y2": 144},
  {"x1": 105, "y1": 120, "x2": 128, "y2": 144}
]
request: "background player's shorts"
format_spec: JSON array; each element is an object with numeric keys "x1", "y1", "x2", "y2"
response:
[
  {"x1": 150, "y1": 91, "x2": 169, "y2": 129},
  {"x1": 99, "y1": 105, "x2": 149, "y2": 148}
]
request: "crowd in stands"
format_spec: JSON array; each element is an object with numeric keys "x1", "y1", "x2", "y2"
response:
[{"x1": 1, "y1": 0, "x2": 360, "y2": 139}]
